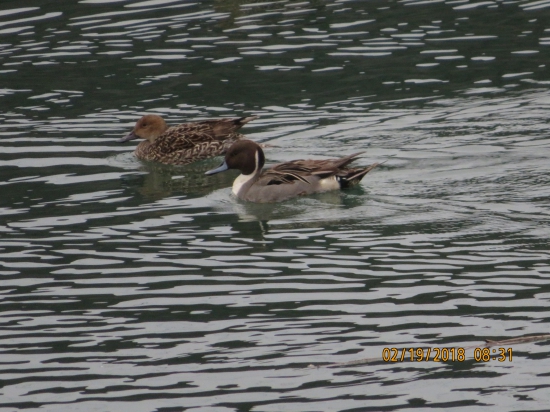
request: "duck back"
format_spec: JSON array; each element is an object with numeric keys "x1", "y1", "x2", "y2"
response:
[{"x1": 135, "y1": 116, "x2": 257, "y2": 165}]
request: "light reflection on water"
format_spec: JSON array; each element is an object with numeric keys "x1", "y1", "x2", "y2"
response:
[{"x1": 1, "y1": 0, "x2": 550, "y2": 411}]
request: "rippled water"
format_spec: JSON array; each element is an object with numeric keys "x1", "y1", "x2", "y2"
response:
[{"x1": 2, "y1": 1, "x2": 550, "y2": 410}]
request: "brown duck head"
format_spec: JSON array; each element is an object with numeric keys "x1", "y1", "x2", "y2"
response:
[
  {"x1": 118, "y1": 115, "x2": 168, "y2": 143},
  {"x1": 205, "y1": 140, "x2": 265, "y2": 176}
]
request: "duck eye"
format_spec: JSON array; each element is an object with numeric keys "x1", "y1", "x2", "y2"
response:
[{"x1": 142, "y1": 123, "x2": 147, "y2": 127}]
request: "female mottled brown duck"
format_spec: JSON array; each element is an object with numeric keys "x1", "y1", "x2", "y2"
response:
[{"x1": 118, "y1": 114, "x2": 258, "y2": 165}]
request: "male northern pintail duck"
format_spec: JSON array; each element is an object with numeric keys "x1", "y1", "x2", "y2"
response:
[
  {"x1": 205, "y1": 140, "x2": 380, "y2": 203},
  {"x1": 118, "y1": 114, "x2": 258, "y2": 165}
]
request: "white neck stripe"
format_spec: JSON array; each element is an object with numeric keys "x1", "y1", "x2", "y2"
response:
[
  {"x1": 233, "y1": 149, "x2": 261, "y2": 196},
  {"x1": 254, "y1": 150, "x2": 260, "y2": 174}
]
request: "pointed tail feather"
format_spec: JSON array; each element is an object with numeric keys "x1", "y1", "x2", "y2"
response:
[
  {"x1": 211, "y1": 116, "x2": 258, "y2": 138},
  {"x1": 235, "y1": 115, "x2": 259, "y2": 126},
  {"x1": 341, "y1": 162, "x2": 381, "y2": 187},
  {"x1": 335, "y1": 152, "x2": 366, "y2": 169}
]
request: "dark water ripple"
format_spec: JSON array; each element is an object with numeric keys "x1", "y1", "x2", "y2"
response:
[
  {"x1": 1, "y1": 192, "x2": 550, "y2": 409},
  {"x1": 1, "y1": 0, "x2": 550, "y2": 411},
  {"x1": 1, "y1": 0, "x2": 549, "y2": 115}
]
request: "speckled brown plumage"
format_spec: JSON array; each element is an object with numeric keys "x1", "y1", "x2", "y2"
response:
[{"x1": 119, "y1": 114, "x2": 257, "y2": 165}]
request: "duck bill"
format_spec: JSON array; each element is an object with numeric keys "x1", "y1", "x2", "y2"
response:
[
  {"x1": 205, "y1": 161, "x2": 229, "y2": 175},
  {"x1": 117, "y1": 131, "x2": 138, "y2": 143}
]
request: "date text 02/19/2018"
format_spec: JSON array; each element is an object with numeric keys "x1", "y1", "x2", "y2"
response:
[{"x1": 382, "y1": 347, "x2": 513, "y2": 362}]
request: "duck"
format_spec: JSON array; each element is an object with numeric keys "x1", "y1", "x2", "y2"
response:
[
  {"x1": 118, "y1": 114, "x2": 258, "y2": 165},
  {"x1": 205, "y1": 140, "x2": 380, "y2": 203}
]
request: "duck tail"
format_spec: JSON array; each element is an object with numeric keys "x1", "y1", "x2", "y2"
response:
[
  {"x1": 211, "y1": 116, "x2": 258, "y2": 138},
  {"x1": 235, "y1": 115, "x2": 259, "y2": 126},
  {"x1": 340, "y1": 163, "x2": 381, "y2": 187}
]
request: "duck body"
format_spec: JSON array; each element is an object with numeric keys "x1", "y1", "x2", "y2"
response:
[
  {"x1": 118, "y1": 114, "x2": 257, "y2": 165},
  {"x1": 205, "y1": 140, "x2": 380, "y2": 203}
]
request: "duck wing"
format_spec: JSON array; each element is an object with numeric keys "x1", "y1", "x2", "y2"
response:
[
  {"x1": 151, "y1": 124, "x2": 218, "y2": 153},
  {"x1": 198, "y1": 116, "x2": 258, "y2": 139},
  {"x1": 151, "y1": 116, "x2": 258, "y2": 154},
  {"x1": 262, "y1": 152, "x2": 366, "y2": 185}
]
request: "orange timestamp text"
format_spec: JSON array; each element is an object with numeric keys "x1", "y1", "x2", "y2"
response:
[{"x1": 382, "y1": 347, "x2": 513, "y2": 362}]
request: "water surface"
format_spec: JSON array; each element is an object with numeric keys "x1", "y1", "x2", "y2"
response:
[{"x1": 1, "y1": 0, "x2": 550, "y2": 411}]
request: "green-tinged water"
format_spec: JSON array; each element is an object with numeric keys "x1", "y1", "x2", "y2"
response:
[{"x1": 1, "y1": 1, "x2": 550, "y2": 410}]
